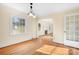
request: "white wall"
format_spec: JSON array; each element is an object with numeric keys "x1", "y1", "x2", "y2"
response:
[
  {"x1": 50, "y1": 7, "x2": 79, "y2": 46},
  {"x1": 0, "y1": 4, "x2": 34, "y2": 48}
]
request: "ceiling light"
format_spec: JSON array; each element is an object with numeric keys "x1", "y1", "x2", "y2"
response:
[{"x1": 27, "y1": 3, "x2": 36, "y2": 18}]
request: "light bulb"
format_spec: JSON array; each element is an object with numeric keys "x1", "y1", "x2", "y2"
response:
[
  {"x1": 15, "y1": 26, "x2": 18, "y2": 29},
  {"x1": 28, "y1": 12, "x2": 36, "y2": 18}
]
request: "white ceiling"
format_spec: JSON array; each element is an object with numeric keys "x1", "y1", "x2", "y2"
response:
[{"x1": 1, "y1": 3, "x2": 79, "y2": 16}]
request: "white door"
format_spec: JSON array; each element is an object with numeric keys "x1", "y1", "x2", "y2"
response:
[{"x1": 64, "y1": 14, "x2": 79, "y2": 48}]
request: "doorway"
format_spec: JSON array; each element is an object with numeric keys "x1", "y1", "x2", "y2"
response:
[
  {"x1": 37, "y1": 18, "x2": 53, "y2": 36},
  {"x1": 45, "y1": 30, "x2": 48, "y2": 35}
]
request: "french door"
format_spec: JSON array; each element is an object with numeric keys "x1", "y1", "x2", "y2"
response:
[{"x1": 64, "y1": 14, "x2": 79, "y2": 48}]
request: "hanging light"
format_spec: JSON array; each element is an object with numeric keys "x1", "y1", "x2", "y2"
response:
[
  {"x1": 27, "y1": 3, "x2": 37, "y2": 38},
  {"x1": 27, "y1": 3, "x2": 36, "y2": 18}
]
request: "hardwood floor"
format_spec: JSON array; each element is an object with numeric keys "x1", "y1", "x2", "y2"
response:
[
  {"x1": 0, "y1": 36, "x2": 79, "y2": 55},
  {"x1": 0, "y1": 38, "x2": 43, "y2": 55}
]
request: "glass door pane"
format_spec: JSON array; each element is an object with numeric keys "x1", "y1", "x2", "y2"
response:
[
  {"x1": 75, "y1": 15, "x2": 79, "y2": 42},
  {"x1": 66, "y1": 16, "x2": 75, "y2": 41}
]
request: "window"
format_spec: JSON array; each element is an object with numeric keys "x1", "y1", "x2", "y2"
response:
[{"x1": 12, "y1": 16, "x2": 25, "y2": 34}]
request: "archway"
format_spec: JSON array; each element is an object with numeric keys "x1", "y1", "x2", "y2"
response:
[{"x1": 37, "y1": 18, "x2": 53, "y2": 37}]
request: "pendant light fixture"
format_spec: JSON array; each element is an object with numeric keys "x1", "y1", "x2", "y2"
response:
[
  {"x1": 27, "y1": 3, "x2": 36, "y2": 18},
  {"x1": 27, "y1": 3, "x2": 37, "y2": 38}
]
